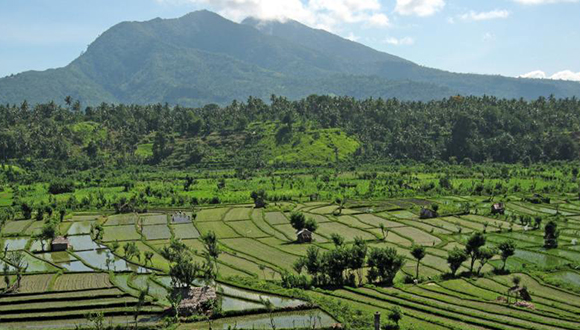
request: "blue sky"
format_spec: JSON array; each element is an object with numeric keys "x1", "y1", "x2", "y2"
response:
[{"x1": 0, "y1": 0, "x2": 579, "y2": 80}]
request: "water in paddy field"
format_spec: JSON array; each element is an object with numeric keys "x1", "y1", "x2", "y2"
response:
[
  {"x1": 66, "y1": 221, "x2": 95, "y2": 235},
  {"x1": 75, "y1": 249, "x2": 150, "y2": 273},
  {"x1": 66, "y1": 235, "x2": 105, "y2": 251},
  {"x1": 2, "y1": 237, "x2": 28, "y2": 250},
  {"x1": 221, "y1": 296, "x2": 265, "y2": 311}
]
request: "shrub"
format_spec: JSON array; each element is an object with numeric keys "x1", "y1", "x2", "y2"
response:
[{"x1": 48, "y1": 181, "x2": 75, "y2": 194}]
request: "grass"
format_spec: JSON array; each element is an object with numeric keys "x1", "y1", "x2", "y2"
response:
[
  {"x1": 2, "y1": 219, "x2": 33, "y2": 235},
  {"x1": 52, "y1": 273, "x2": 112, "y2": 291},
  {"x1": 223, "y1": 207, "x2": 252, "y2": 221},
  {"x1": 256, "y1": 124, "x2": 360, "y2": 165},
  {"x1": 171, "y1": 223, "x2": 201, "y2": 239},
  {"x1": 264, "y1": 212, "x2": 289, "y2": 225},
  {"x1": 142, "y1": 224, "x2": 172, "y2": 240},
  {"x1": 227, "y1": 220, "x2": 269, "y2": 238},
  {"x1": 141, "y1": 213, "x2": 168, "y2": 225},
  {"x1": 105, "y1": 213, "x2": 137, "y2": 226},
  {"x1": 221, "y1": 237, "x2": 299, "y2": 270},
  {"x1": 135, "y1": 143, "x2": 153, "y2": 157},
  {"x1": 356, "y1": 214, "x2": 403, "y2": 228},
  {"x1": 102, "y1": 225, "x2": 141, "y2": 241},
  {"x1": 196, "y1": 208, "x2": 230, "y2": 221},
  {"x1": 195, "y1": 221, "x2": 239, "y2": 239},
  {"x1": 316, "y1": 221, "x2": 376, "y2": 241},
  {"x1": 18, "y1": 274, "x2": 54, "y2": 293},
  {"x1": 390, "y1": 226, "x2": 442, "y2": 246}
]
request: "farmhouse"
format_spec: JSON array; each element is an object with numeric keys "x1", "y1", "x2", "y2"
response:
[
  {"x1": 296, "y1": 228, "x2": 313, "y2": 243},
  {"x1": 419, "y1": 207, "x2": 437, "y2": 219},
  {"x1": 51, "y1": 236, "x2": 70, "y2": 251},
  {"x1": 491, "y1": 203, "x2": 505, "y2": 215},
  {"x1": 178, "y1": 286, "x2": 217, "y2": 316}
]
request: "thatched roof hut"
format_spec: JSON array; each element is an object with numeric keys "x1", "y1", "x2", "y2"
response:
[
  {"x1": 177, "y1": 286, "x2": 217, "y2": 316},
  {"x1": 491, "y1": 203, "x2": 505, "y2": 215},
  {"x1": 51, "y1": 236, "x2": 70, "y2": 251},
  {"x1": 296, "y1": 229, "x2": 313, "y2": 243},
  {"x1": 420, "y1": 208, "x2": 437, "y2": 219}
]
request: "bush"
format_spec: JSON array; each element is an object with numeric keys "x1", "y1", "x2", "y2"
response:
[{"x1": 48, "y1": 181, "x2": 75, "y2": 194}]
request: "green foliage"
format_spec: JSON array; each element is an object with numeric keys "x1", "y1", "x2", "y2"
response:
[
  {"x1": 250, "y1": 189, "x2": 267, "y2": 208},
  {"x1": 465, "y1": 232, "x2": 487, "y2": 274},
  {"x1": 411, "y1": 245, "x2": 426, "y2": 279},
  {"x1": 3, "y1": 94, "x2": 580, "y2": 172},
  {"x1": 290, "y1": 212, "x2": 306, "y2": 231},
  {"x1": 367, "y1": 247, "x2": 405, "y2": 285},
  {"x1": 48, "y1": 181, "x2": 75, "y2": 195},
  {"x1": 447, "y1": 247, "x2": 468, "y2": 276},
  {"x1": 497, "y1": 240, "x2": 517, "y2": 271},
  {"x1": 544, "y1": 220, "x2": 559, "y2": 249}
]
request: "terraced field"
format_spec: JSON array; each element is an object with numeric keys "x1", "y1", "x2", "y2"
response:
[{"x1": 1, "y1": 197, "x2": 579, "y2": 329}]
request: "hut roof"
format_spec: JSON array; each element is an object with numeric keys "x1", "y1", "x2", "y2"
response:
[
  {"x1": 178, "y1": 286, "x2": 217, "y2": 315},
  {"x1": 296, "y1": 228, "x2": 311, "y2": 235},
  {"x1": 52, "y1": 236, "x2": 69, "y2": 245}
]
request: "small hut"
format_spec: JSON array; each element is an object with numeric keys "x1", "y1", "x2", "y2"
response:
[
  {"x1": 51, "y1": 236, "x2": 70, "y2": 251},
  {"x1": 419, "y1": 207, "x2": 437, "y2": 219},
  {"x1": 177, "y1": 286, "x2": 218, "y2": 316},
  {"x1": 296, "y1": 229, "x2": 313, "y2": 243},
  {"x1": 491, "y1": 203, "x2": 505, "y2": 215}
]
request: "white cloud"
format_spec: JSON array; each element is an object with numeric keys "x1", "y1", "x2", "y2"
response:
[
  {"x1": 482, "y1": 32, "x2": 496, "y2": 42},
  {"x1": 395, "y1": 0, "x2": 445, "y2": 17},
  {"x1": 519, "y1": 70, "x2": 580, "y2": 81},
  {"x1": 383, "y1": 36, "x2": 415, "y2": 46},
  {"x1": 159, "y1": 0, "x2": 391, "y2": 31},
  {"x1": 519, "y1": 70, "x2": 547, "y2": 79},
  {"x1": 368, "y1": 13, "x2": 390, "y2": 27},
  {"x1": 550, "y1": 70, "x2": 580, "y2": 81},
  {"x1": 460, "y1": 10, "x2": 510, "y2": 21},
  {"x1": 513, "y1": 0, "x2": 578, "y2": 4}
]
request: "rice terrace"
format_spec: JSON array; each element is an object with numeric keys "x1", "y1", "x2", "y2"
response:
[
  {"x1": 2, "y1": 1, "x2": 580, "y2": 329},
  {"x1": 1, "y1": 163, "x2": 580, "y2": 329}
]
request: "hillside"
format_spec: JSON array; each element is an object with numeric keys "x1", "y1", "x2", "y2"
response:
[
  {"x1": 1, "y1": 10, "x2": 580, "y2": 106},
  {"x1": 135, "y1": 121, "x2": 360, "y2": 168}
]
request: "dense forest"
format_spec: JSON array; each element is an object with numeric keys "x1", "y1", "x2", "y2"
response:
[{"x1": 1, "y1": 94, "x2": 579, "y2": 171}]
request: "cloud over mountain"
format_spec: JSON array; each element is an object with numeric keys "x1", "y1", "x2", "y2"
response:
[
  {"x1": 520, "y1": 70, "x2": 580, "y2": 81},
  {"x1": 157, "y1": 0, "x2": 391, "y2": 31}
]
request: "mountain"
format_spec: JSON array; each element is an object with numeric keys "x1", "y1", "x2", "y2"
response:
[{"x1": 1, "y1": 10, "x2": 579, "y2": 106}]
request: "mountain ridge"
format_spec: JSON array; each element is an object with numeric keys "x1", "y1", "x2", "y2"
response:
[{"x1": 1, "y1": 10, "x2": 579, "y2": 106}]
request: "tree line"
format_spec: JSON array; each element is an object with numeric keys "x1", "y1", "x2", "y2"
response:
[{"x1": 1, "y1": 94, "x2": 579, "y2": 170}]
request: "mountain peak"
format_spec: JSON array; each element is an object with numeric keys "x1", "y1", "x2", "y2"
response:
[
  {"x1": 182, "y1": 9, "x2": 222, "y2": 18},
  {"x1": 1, "y1": 10, "x2": 579, "y2": 107}
]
